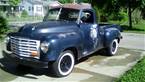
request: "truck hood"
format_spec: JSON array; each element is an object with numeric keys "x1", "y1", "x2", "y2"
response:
[{"x1": 13, "y1": 21, "x2": 78, "y2": 39}]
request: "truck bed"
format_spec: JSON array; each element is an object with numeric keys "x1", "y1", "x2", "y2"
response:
[{"x1": 99, "y1": 23, "x2": 123, "y2": 32}]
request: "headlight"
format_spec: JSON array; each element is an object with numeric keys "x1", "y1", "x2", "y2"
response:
[
  {"x1": 5, "y1": 36, "x2": 10, "y2": 43},
  {"x1": 40, "y1": 42, "x2": 50, "y2": 53}
]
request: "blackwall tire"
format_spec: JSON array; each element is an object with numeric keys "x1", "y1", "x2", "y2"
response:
[{"x1": 52, "y1": 50, "x2": 75, "y2": 77}]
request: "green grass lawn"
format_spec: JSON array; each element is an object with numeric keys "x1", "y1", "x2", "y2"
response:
[
  {"x1": 116, "y1": 57, "x2": 145, "y2": 82},
  {"x1": 108, "y1": 20, "x2": 145, "y2": 34},
  {"x1": 134, "y1": 20, "x2": 145, "y2": 31}
]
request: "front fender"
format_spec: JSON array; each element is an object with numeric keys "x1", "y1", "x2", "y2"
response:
[{"x1": 42, "y1": 32, "x2": 82, "y2": 62}]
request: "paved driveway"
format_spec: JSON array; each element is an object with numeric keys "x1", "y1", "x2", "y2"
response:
[
  {"x1": 0, "y1": 33, "x2": 145, "y2": 82},
  {"x1": 120, "y1": 33, "x2": 145, "y2": 50}
]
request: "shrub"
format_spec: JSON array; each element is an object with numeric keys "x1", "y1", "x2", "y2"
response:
[
  {"x1": 21, "y1": 10, "x2": 28, "y2": 17},
  {"x1": 0, "y1": 15, "x2": 9, "y2": 38},
  {"x1": 99, "y1": 11, "x2": 109, "y2": 22},
  {"x1": 0, "y1": 11, "x2": 6, "y2": 17},
  {"x1": 108, "y1": 9, "x2": 128, "y2": 21},
  {"x1": 118, "y1": 10, "x2": 128, "y2": 21},
  {"x1": 132, "y1": 9, "x2": 142, "y2": 24}
]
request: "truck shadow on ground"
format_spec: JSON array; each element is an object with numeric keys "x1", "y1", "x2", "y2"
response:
[
  {"x1": 0, "y1": 50, "x2": 58, "y2": 79},
  {"x1": 0, "y1": 50, "x2": 102, "y2": 79},
  {"x1": 0, "y1": 48, "x2": 142, "y2": 80}
]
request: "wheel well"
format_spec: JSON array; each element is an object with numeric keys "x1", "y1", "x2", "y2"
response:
[
  {"x1": 63, "y1": 47, "x2": 78, "y2": 62},
  {"x1": 116, "y1": 37, "x2": 120, "y2": 43}
]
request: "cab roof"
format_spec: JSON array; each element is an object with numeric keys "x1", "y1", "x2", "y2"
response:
[{"x1": 62, "y1": 3, "x2": 92, "y2": 10}]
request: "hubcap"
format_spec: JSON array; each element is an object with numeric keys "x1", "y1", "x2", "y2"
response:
[
  {"x1": 58, "y1": 52, "x2": 74, "y2": 76},
  {"x1": 112, "y1": 41, "x2": 117, "y2": 52},
  {"x1": 60, "y1": 55, "x2": 72, "y2": 72}
]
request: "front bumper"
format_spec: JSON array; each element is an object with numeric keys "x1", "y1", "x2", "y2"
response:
[{"x1": 4, "y1": 51, "x2": 49, "y2": 68}]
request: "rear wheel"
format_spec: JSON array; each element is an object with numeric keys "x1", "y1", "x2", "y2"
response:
[
  {"x1": 106, "y1": 39, "x2": 119, "y2": 56},
  {"x1": 51, "y1": 50, "x2": 75, "y2": 77}
]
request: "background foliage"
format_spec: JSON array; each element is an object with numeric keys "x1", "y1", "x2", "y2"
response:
[
  {"x1": 59, "y1": 0, "x2": 145, "y2": 31},
  {"x1": 59, "y1": 0, "x2": 145, "y2": 21},
  {"x1": 21, "y1": 10, "x2": 28, "y2": 17},
  {"x1": 0, "y1": 15, "x2": 9, "y2": 39},
  {"x1": 9, "y1": 0, "x2": 21, "y2": 6}
]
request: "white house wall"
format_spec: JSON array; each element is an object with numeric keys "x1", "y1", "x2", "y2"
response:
[
  {"x1": 34, "y1": 5, "x2": 44, "y2": 16},
  {"x1": 20, "y1": 1, "x2": 33, "y2": 16}
]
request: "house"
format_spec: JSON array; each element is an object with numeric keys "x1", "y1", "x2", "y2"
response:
[
  {"x1": 0, "y1": 0, "x2": 61, "y2": 17},
  {"x1": 42, "y1": 0, "x2": 62, "y2": 15},
  {"x1": 19, "y1": 0, "x2": 44, "y2": 16},
  {"x1": 0, "y1": 0, "x2": 10, "y2": 12},
  {"x1": 0, "y1": 0, "x2": 19, "y2": 17},
  {"x1": 19, "y1": 0, "x2": 61, "y2": 17}
]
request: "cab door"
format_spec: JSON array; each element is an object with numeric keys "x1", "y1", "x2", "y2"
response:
[{"x1": 79, "y1": 10, "x2": 99, "y2": 55}]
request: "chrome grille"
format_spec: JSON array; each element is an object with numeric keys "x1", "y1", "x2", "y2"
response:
[{"x1": 10, "y1": 36, "x2": 40, "y2": 59}]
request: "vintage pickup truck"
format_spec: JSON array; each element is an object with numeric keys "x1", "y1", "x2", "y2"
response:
[{"x1": 5, "y1": 4, "x2": 122, "y2": 77}]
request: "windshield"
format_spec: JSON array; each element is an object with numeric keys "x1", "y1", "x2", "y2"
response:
[{"x1": 44, "y1": 8, "x2": 80, "y2": 22}]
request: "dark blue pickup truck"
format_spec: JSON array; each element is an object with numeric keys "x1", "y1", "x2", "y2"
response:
[{"x1": 5, "y1": 4, "x2": 122, "y2": 77}]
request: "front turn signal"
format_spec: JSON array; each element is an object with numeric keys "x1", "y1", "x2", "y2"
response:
[{"x1": 31, "y1": 51, "x2": 38, "y2": 57}]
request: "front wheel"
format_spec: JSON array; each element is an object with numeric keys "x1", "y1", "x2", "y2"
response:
[
  {"x1": 51, "y1": 50, "x2": 75, "y2": 77},
  {"x1": 106, "y1": 39, "x2": 119, "y2": 56}
]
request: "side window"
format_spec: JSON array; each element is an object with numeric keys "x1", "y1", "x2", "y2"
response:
[
  {"x1": 81, "y1": 10, "x2": 94, "y2": 23},
  {"x1": 29, "y1": 6, "x2": 31, "y2": 11}
]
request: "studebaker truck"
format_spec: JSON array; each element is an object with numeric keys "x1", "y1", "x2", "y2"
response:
[{"x1": 5, "y1": 4, "x2": 122, "y2": 77}]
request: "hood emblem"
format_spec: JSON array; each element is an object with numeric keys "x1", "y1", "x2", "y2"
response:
[{"x1": 32, "y1": 26, "x2": 36, "y2": 31}]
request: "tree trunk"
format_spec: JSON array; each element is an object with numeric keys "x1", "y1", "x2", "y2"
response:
[
  {"x1": 73, "y1": 0, "x2": 76, "y2": 3},
  {"x1": 128, "y1": 0, "x2": 132, "y2": 29}
]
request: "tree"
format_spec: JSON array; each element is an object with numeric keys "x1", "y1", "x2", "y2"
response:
[
  {"x1": 9, "y1": 0, "x2": 21, "y2": 6},
  {"x1": 9, "y1": 0, "x2": 21, "y2": 16},
  {"x1": 90, "y1": 0, "x2": 145, "y2": 28},
  {"x1": 118, "y1": 0, "x2": 145, "y2": 28},
  {"x1": 140, "y1": 0, "x2": 145, "y2": 19},
  {"x1": 128, "y1": 0, "x2": 132, "y2": 28}
]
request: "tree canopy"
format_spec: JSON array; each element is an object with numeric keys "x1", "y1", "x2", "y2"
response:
[
  {"x1": 9, "y1": 0, "x2": 21, "y2": 6},
  {"x1": 59, "y1": 0, "x2": 145, "y2": 28}
]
